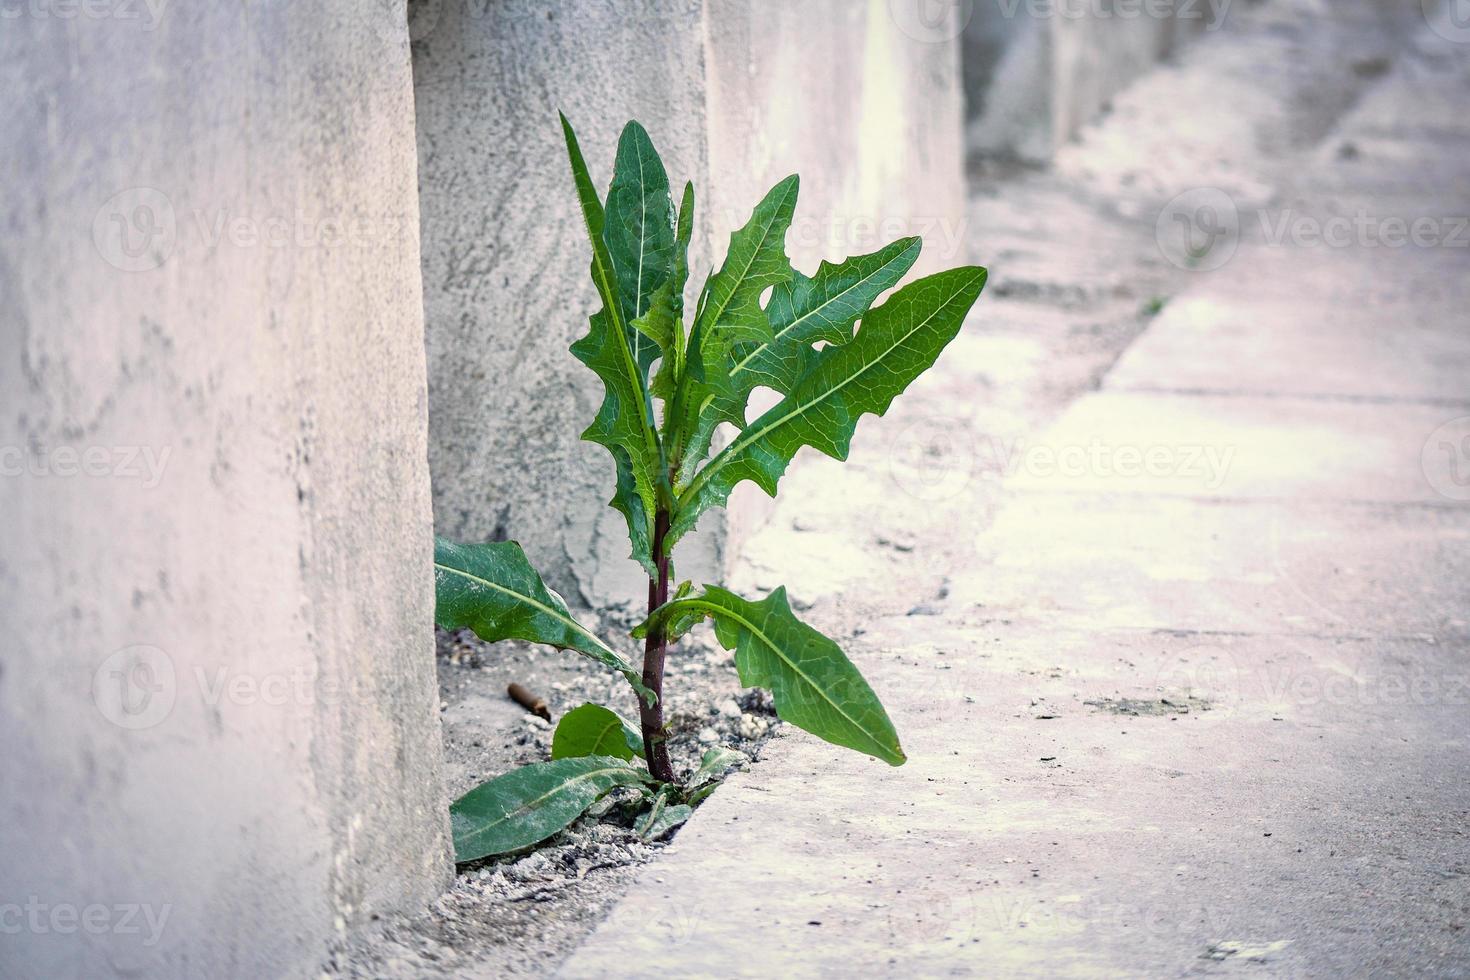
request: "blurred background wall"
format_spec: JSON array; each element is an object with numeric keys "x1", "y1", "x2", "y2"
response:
[{"x1": 963, "y1": 0, "x2": 1207, "y2": 165}]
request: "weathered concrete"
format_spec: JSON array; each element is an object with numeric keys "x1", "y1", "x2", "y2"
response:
[
  {"x1": 412, "y1": 0, "x2": 969, "y2": 604},
  {"x1": 704, "y1": 0, "x2": 970, "y2": 561},
  {"x1": 0, "y1": 5, "x2": 449, "y2": 977},
  {"x1": 963, "y1": 0, "x2": 1209, "y2": 163},
  {"x1": 559, "y1": 4, "x2": 1470, "y2": 976},
  {"x1": 411, "y1": 0, "x2": 720, "y2": 607}
]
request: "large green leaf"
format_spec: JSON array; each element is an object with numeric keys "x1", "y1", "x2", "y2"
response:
[
  {"x1": 693, "y1": 174, "x2": 798, "y2": 349},
  {"x1": 450, "y1": 756, "x2": 650, "y2": 861},
  {"x1": 677, "y1": 236, "x2": 924, "y2": 484},
  {"x1": 667, "y1": 176, "x2": 799, "y2": 478},
  {"x1": 728, "y1": 236, "x2": 922, "y2": 401},
  {"x1": 644, "y1": 587, "x2": 906, "y2": 766},
  {"x1": 670, "y1": 265, "x2": 987, "y2": 544},
  {"x1": 604, "y1": 121, "x2": 676, "y2": 374},
  {"x1": 560, "y1": 113, "x2": 664, "y2": 575},
  {"x1": 433, "y1": 537, "x2": 652, "y2": 704},
  {"x1": 551, "y1": 703, "x2": 645, "y2": 761}
]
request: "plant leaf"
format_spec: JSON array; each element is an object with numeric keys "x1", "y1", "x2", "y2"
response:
[
  {"x1": 693, "y1": 174, "x2": 798, "y2": 349},
  {"x1": 670, "y1": 266, "x2": 987, "y2": 544},
  {"x1": 688, "y1": 745, "x2": 747, "y2": 790},
  {"x1": 667, "y1": 176, "x2": 799, "y2": 478},
  {"x1": 433, "y1": 537, "x2": 653, "y2": 704},
  {"x1": 635, "y1": 790, "x2": 693, "y2": 841},
  {"x1": 604, "y1": 121, "x2": 676, "y2": 374},
  {"x1": 729, "y1": 236, "x2": 922, "y2": 401},
  {"x1": 646, "y1": 586, "x2": 906, "y2": 766},
  {"x1": 552, "y1": 703, "x2": 645, "y2": 761},
  {"x1": 560, "y1": 112, "x2": 664, "y2": 575},
  {"x1": 450, "y1": 756, "x2": 650, "y2": 861},
  {"x1": 651, "y1": 181, "x2": 695, "y2": 403}
]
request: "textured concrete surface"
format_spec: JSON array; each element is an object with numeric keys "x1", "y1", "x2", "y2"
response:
[
  {"x1": 411, "y1": 0, "x2": 720, "y2": 607},
  {"x1": 0, "y1": 5, "x2": 449, "y2": 977},
  {"x1": 412, "y1": 0, "x2": 969, "y2": 605},
  {"x1": 559, "y1": 4, "x2": 1470, "y2": 976}
]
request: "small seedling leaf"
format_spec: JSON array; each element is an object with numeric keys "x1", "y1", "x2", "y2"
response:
[{"x1": 551, "y1": 703, "x2": 645, "y2": 761}]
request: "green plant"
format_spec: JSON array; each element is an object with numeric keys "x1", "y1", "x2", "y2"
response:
[{"x1": 435, "y1": 115, "x2": 987, "y2": 861}]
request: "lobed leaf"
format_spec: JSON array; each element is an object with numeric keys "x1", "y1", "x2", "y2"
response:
[
  {"x1": 669, "y1": 266, "x2": 987, "y2": 545},
  {"x1": 551, "y1": 703, "x2": 645, "y2": 761},
  {"x1": 450, "y1": 756, "x2": 650, "y2": 861},
  {"x1": 560, "y1": 113, "x2": 665, "y2": 575},
  {"x1": 604, "y1": 121, "x2": 676, "y2": 374},
  {"x1": 433, "y1": 537, "x2": 652, "y2": 704},
  {"x1": 645, "y1": 586, "x2": 905, "y2": 766},
  {"x1": 667, "y1": 176, "x2": 799, "y2": 480}
]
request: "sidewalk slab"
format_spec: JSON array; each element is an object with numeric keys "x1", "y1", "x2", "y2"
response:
[
  {"x1": 948, "y1": 493, "x2": 1468, "y2": 639},
  {"x1": 1001, "y1": 390, "x2": 1462, "y2": 502},
  {"x1": 559, "y1": 624, "x2": 1470, "y2": 979}
]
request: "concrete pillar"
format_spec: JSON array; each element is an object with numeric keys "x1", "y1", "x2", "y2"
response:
[
  {"x1": 0, "y1": 4, "x2": 450, "y2": 977},
  {"x1": 963, "y1": 0, "x2": 1210, "y2": 164},
  {"x1": 412, "y1": 0, "x2": 720, "y2": 607},
  {"x1": 414, "y1": 0, "x2": 968, "y2": 598},
  {"x1": 704, "y1": 0, "x2": 969, "y2": 551}
]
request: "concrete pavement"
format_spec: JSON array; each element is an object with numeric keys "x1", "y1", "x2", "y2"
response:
[{"x1": 558, "y1": 5, "x2": 1470, "y2": 977}]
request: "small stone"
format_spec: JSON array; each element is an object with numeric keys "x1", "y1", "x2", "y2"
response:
[
  {"x1": 716, "y1": 698, "x2": 742, "y2": 719},
  {"x1": 523, "y1": 714, "x2": 550, "y2": 730},
  {"x1": 698, "y1": 727, "x2": 719, "y2": 744}
]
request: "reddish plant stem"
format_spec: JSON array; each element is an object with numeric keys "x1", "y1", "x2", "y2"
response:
[{"x1": 640, "y1": 508, "x2": 675, "y2": 783}]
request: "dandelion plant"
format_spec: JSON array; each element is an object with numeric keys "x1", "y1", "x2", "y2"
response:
[{"x1": 434, "y1": 115, "x2": 987, "y2": 860}]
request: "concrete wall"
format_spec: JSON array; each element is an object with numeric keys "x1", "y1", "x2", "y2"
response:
[
  {"x1": 0, "y1": 4, "x2": 450, "y2": 977},
  {"x1": 963, "y1": 0, "x2": 1209, "y2": 163},
  {"x1": 704, "y1": 0, "x2": 969, "y2": 550},
  {"x1": 414, "y1": 0, "x2": 969, "y2": 600},
  {"x1": 412, "y1": 0, "x2": 720, "y2": 608}
]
